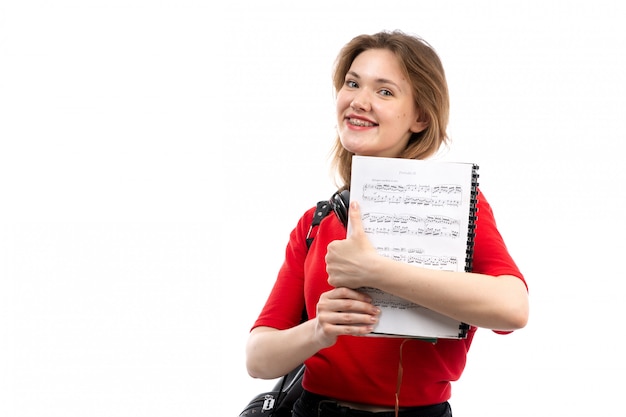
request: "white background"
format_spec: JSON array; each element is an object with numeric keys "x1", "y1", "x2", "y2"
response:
[{"x1": 1, "y1": 1, "x2": 625, "y2": 416}]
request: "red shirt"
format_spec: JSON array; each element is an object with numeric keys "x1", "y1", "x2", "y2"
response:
[{"x1": 252, "y1": 190, "x2": 525, "y2": 407}]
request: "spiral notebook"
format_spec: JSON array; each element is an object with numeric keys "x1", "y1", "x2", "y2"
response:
[{"x1": 348, "y1": 156, "x2": 479, "y2": 340}]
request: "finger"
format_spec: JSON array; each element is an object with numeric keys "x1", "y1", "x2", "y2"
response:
[
  {"x1": 333, "y1": 309, "x2": 380, "y2": 334},
  {"x1": 347, "y1": 200, "x2": 365, "y2": 238},
  {"x1": 317, "y1": 317, "x2": 375, "y2": 340},
  {"x1": 337, "y1": 287, "x2": 373, "y2": 304},
  {"x1": 325, "y1": 287, "x2": 369, "y2": 303}
]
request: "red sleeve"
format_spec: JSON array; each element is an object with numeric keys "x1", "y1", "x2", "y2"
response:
[
  {"x1": 251, "y1": 206, "x2": 317, "y2": 331},
  {"x1": 472, "y1": 189, "x2": 527, "y2": 289},
  {"x1": 472, "y1": 190, "x2": 527, "y2": 335}
]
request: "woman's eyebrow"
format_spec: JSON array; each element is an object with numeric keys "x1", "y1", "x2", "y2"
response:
[{"x1": 347, "y1": 71, "x2": 401, "y2": 90}]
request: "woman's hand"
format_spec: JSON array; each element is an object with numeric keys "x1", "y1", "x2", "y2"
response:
[
  {"x1": 314, "y1": 286, "x2": 380, "y2": 348},
  {"x1": 247, "y1": 285, "x2": 381, "y2": 378},
  {"x1": 325, "y1": 201, "x2": 380, "y2": 289}
]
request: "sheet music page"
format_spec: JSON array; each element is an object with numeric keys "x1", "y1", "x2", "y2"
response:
[
  {"x1": 350, "y1": 156, "x2": 474, "y2": 267},
  {"x1": 349, "y1": 156, "x2": 476, "y2": 338}
]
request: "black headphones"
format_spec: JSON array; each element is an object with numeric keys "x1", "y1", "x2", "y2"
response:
[{"x1": 330, "y1": 189, "x2": 350, "y2": 228}]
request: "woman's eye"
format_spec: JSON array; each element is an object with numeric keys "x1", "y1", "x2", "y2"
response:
[
  {"x1": 379, "y1": 89, "x2": 393, "y2": 97},
  {"x1": 345, "y1": 80, "x2": 358, "y2": 88}
]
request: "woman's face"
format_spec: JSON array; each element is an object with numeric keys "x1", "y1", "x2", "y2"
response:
[{"x1": 336, "y1": 48, "x2": 427, "y2": 158}]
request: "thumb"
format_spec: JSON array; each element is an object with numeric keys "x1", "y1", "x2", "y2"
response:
[{"x1": 347, "y1": 200, "x2": 365, "y2": 238}]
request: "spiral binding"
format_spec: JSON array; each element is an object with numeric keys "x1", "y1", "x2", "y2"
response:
[
  {"x1": 465, "y1": 164, "x2": 480, "y2": 273},
  {"x1": 456, "y1": 164, "x2": 479, "y2": 339}
]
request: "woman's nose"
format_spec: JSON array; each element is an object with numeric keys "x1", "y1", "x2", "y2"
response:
[{"x1": 350, "y1": 90, "x2": 371, "y2": 112}]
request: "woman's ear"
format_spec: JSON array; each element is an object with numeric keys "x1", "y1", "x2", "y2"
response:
[
  {"x1": 410, "y1": 108, "x2": 430, "y2": 133},
  {"x1": 411, "y1": 114, "x2": 430, "y2": 133}
]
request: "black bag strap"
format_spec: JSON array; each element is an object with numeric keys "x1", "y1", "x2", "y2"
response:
[
  {"x1": 305, "y1": 188, "x2": 350, "y2": 249},
  {"x1": 301, "y1": 199, "x2": 335, "y2": 322},
  {"x1": 270, "y1": 197, "x2": 336, "y2": 414},
  {"x1": 305, "y1": 200, "x2": 333, "y2": 250}
]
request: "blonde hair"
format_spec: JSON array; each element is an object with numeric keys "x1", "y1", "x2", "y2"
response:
[{"x1": 330, "y1": 30, "x2": 450, "y2": 188}]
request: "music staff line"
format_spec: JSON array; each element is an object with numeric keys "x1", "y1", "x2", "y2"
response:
[
  {"x1": 375, "y1": 250, "x2": 459, "y2": 270},
  {"x1": 363, "y1": 183, "x2": 464, "y2": 207},
  {"x1": 362, "y1": 212, "x2": 461, "y2": 238}
]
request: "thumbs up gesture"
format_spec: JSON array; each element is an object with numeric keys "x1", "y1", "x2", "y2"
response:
[{"x1": 325, "y1": 201, "x2": 379, "y2": 289}]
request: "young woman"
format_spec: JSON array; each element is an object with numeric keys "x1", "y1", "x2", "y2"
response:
[{"x1": 246, "y1": 30, "x2": 528, "y2": 417}]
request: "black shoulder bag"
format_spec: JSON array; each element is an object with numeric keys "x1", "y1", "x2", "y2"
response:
[{"x1": 239, "y1": 190, "x2": 349, "y2": 417}]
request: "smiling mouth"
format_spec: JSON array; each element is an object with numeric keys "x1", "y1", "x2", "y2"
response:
[{"x1": 347, "y1": 117, "x2": 377, "y2": 127}]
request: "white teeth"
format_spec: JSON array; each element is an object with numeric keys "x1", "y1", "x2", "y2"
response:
[{"x1": 348, "y1": 118, "x2": 375, "y2": 127}]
